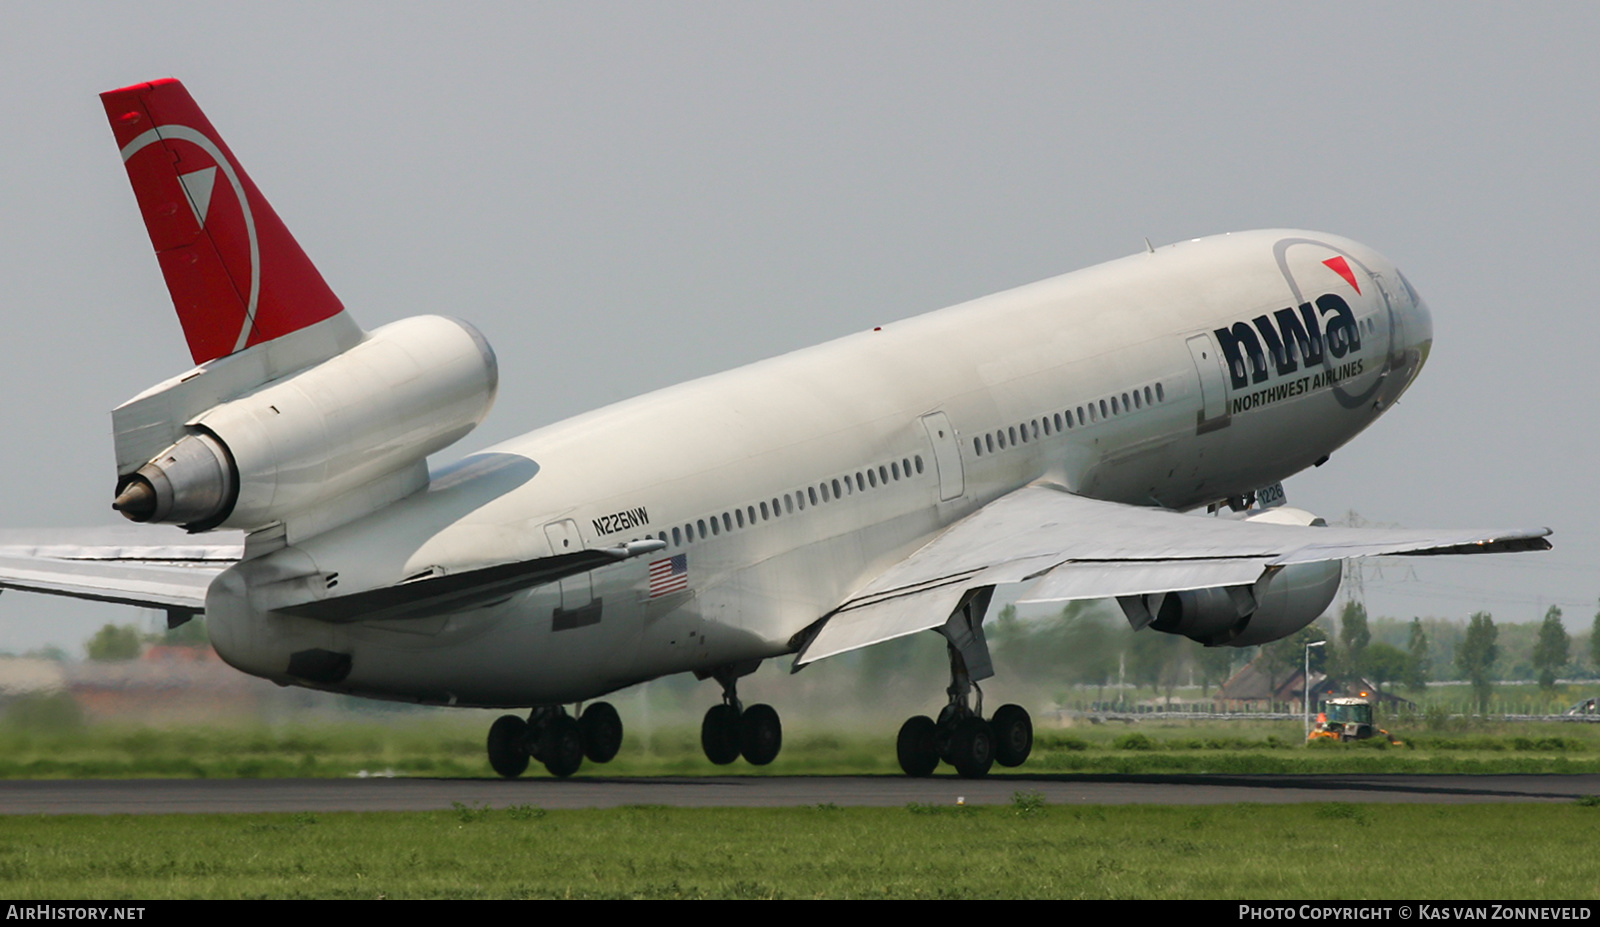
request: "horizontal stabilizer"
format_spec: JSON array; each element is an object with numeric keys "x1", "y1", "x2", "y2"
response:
[{"x1": 0, "y1": 529, "x2": 240, "y2": 611}]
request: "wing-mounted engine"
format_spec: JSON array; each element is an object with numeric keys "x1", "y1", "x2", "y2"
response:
[
  {"x1": 1117, "y1": 506, "x2": 1341, "y2": 647},
  {"x1": 112, "y1": 315, "x2": 497, "y2": 539}
]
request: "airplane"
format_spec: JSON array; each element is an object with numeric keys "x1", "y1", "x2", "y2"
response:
[{"x1": 0, "y1": 79, "x2": 1551, "y2": 779}]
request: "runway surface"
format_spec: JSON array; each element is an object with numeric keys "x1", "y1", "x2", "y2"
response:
[{"x1": 2, "y1": 773, "x2": 1597, "y2": 815}]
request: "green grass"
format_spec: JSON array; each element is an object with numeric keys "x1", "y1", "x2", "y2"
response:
[
  {"x1": 1, "y1": 801, "x2": 1598, "y2": 898},
  {"x1": 4, "y1": 716, "x2": 1600, "y2": 778}
]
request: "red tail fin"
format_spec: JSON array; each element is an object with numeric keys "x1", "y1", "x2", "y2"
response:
[{"x1": 101, "y1": 79, "x2": 348, "y2": 365}]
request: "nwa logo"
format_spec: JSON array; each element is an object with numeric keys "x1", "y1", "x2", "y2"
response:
[{"x1": 1214, "y1": 292, "x2": 1363, "y2": 391}]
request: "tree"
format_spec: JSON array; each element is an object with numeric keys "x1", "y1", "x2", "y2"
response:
[
  {"x1": 1590, "y1": 599, "x2": 1600, "y2": 674},
  {"x1": 1456, "y1": 611, "x2": 1499, "y2": 715},
  {"x1": 1404, "y1": 618, "x2": 1431, "y2": 692},
  {"x1": 1364, "y1": 642, "x2": 1409, "y2": 692},
  {"x1": 1196, "y1": 645, "x2": 1237, "y2": 697},
  {"x1": 1337, "y1": 600, "x2": 1371, "y2": 678},
  {"x1": 84, "y1": 623, "x2": 142, "y2": 661},
  {"x1": 1533, "y1": 605, "x2": 1570, "y2": 690}
]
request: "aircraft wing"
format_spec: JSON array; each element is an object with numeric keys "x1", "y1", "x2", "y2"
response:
[
  {"x1": 793, "y1": 485, "x2": 1551, "y2": 665},
  {"x1": 0, "y1": 529, "x2": 242, "y2": 618}
]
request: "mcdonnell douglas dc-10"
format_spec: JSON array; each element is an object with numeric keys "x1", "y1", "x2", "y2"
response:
[{"x1": 0, "y1": 80, "x2": 1550, "y2": 778}]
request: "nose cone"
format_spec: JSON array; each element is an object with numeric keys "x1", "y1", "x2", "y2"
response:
[
  {"x1": 1399, "y1": 271, "x2": 1433, "y2": 377},
  {"x1": 1386, "y1": 271, "x2": 1432, "y2": 403}
]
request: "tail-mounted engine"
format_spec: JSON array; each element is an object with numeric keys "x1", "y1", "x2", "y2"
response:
[{"x1": 112, "y1": 315, "x2": 497, "y2": 535}]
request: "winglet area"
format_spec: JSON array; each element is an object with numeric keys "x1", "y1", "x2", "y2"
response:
[{"x1": 101, "y1": 79, "x2": 348, "y2": 364}]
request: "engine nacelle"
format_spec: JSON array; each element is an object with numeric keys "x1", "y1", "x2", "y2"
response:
[
  {"x1": 1119, "y1": 506, "x2": 1342, "y2": 647},
  {"x1": 113, "y1": 315, "x2": 497, "y2": 534}
]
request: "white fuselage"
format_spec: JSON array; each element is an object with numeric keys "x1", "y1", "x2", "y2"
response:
[{"x1": 204, "y1": 229, "x2": 1432, "y2": 707}]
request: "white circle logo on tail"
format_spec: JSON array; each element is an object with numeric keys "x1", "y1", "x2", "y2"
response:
[{"x1": 120, "y1": 126, "x2": 260, "y2": 355}]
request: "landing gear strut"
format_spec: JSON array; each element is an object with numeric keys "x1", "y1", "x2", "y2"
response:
[
  {"x1": 895, "y1": 588, "x2": 1033, "y2": 779},
  {"x1": 698, "y1": 662, "x2": 783, "y2": 767},
  {"x1": 486, "y1": 701, "x2": 625, "y2": 778}
]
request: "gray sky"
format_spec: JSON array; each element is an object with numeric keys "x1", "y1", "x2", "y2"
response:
[{"x1": 2, "y1": 3, "x2": 1596, "y2": 655}]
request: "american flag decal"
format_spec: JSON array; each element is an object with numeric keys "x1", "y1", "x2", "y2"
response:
[{"x1": 648, "y1": 554, "x2": 689, "y2": 597}]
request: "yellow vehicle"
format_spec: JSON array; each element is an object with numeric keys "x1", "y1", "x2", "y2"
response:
[{"x1": 1308, "y1": 697, "x2": 1402, "y2": 745}]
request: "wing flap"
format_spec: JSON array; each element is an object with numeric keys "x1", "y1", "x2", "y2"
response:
[
  {"x1": 796, "y1": 583, "x2": 972, "y2": 666},
  {"x1": 1017, "y1": 557, "x2": 1275, "y2": 605}
]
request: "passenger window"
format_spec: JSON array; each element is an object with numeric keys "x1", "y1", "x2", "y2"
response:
[
  {"x1": 722, "y1": 513, "x2": 732, "y2": 532},
  {"x1": 673, "y1": 527, "x2": 682, "y2": 546},
  {"x1": 914, "y1": 455, "x2": 924, "y2": 474},
  {"x1": 735, "y1": 509, "x2": 745, "y2": 528},
  {"x1": 698, "y1": 519, "x2": 708, "y2": 539},
  {"x1": 1156, "y1": 383, "x2": 1165, "y2": 402}
]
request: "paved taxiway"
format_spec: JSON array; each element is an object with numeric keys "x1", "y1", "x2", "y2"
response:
[{"x1": 1, "y1": 774, "x2": 1596, "y2": 815}]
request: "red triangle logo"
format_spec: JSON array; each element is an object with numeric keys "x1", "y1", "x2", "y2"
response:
[{"x1": 1323, "y1": 256, "x2": 1361, "y2": 294}]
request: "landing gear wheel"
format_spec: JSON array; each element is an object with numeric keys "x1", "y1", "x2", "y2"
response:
[
  {"x1": 579, "y1": 702, "x2": 623, "y2": 764},
  {"x1": 897, "y1": 715, "x2": 939, "y2": 777},
  {"x1": 701, "y1": 703, "x2": 742, "y2": 765},
  {"x1": 948, "y1": 716, "x2": 995, "y2": 779},
  {"x1": 739, "y1": 704, "x2": 782, "y2": 766},
  {"x1": 487, "y1": 715, "x2": 529, "y2": 779},
  {"x1": 539, "y1": 714, "x2": 585, "y2": 778},
  {"x1": 991, "y1": 704, "x2": 1033, "y2": 768}
]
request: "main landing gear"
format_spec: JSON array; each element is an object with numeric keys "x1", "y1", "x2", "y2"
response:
[
  {"x1": 895, "y1": 588, "x2": 1033, "y2": 779},
  {"x1": 699, "y1": 662, "x2": 783, "y2": 767},
  {"x1": 486, "y1": 701, "x2": 624, "y2": 778}
]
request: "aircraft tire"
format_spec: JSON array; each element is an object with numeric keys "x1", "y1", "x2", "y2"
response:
[
  {"x1": 487, "y1": 714, "x2": 530, "y2": 779},
  {"x1": 701, "y1": 704, "x2": 742, "y2": 765},
  {"x1": 991, "y1": 704, "x2": 1033, "y2": 768},
  {"x1": 579, "y1": 702, "x2": 624, "y2": 764},
  {"x1": 540, "y1": 714, "x2": 585, "y2": 778},
  {"x1": 948, "y1": 716, "x2": 995, "y2": 779},
  {"x1": 739, "y1": 704, "x2": 782, "y2": 766},
  {"x1": 896, "y1": 715, "x2": 939, "y2": 777}
]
